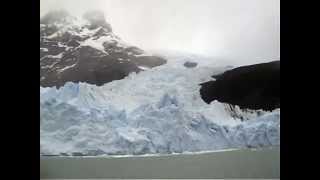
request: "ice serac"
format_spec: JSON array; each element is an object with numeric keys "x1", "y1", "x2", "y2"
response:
[
  {"x1": 40, "y1": 10, "x2": 166, "y2": 88},
  {"x1": 40, "y1": 57, "x2": 280, "y2": 156}
]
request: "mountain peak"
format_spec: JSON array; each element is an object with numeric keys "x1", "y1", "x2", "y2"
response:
[
  {"x1": 40, "y1": 9, "x2": 73, "y2": 24},
  {"x1": 82, "y1": 10, "x2": 112, "y2": 31},
  {"x1": 40, "y1": 9, "x2": 166, "y2": 88}
]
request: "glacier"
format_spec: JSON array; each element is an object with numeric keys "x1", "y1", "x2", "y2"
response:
[{"x1": 40, "y1": 53, "x2": 280, "y2": 156}]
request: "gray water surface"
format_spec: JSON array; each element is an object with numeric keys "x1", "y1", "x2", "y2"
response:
[{"x1": 40, "y1": 147, "x2": 280, "y2": 179}]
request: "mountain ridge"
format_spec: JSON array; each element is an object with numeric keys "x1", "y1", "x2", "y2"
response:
[{"x1": 40, "y1": 10, "x2": 166, "y2": 88}]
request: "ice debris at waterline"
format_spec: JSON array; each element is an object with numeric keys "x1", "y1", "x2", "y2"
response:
[{"x1": 40, "y1": 62, "x2": 280, "y2": 156}]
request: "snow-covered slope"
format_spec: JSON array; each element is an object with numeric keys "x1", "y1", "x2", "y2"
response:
[{"x1": 40, "y1": 54, "x2": 280, "y2": 156}]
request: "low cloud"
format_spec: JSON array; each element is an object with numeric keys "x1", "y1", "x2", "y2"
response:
[{"x1": 41, "y1": 0, "x2": 280, "y2": 65}]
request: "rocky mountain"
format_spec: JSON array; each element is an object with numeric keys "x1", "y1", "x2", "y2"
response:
[
  {"x1": 200, "y1": 61, "x2": 280, "y2": 111},
  {"x1": 40, "y1": 10, "x2": 166, "y2": 87}
]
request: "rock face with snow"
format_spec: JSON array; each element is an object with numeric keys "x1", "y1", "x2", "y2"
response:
[
  {"x1": 200, "y1": 61, "x2": 280, "y2": 111},
  {"x1": 184, "y1": 61, "x2": 198, "y2": 68},
  {"x1": 40, "y1": 10, "x2": 166, "y2": 87}
]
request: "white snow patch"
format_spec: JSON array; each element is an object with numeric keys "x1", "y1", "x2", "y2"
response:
[
  {"x1": 57, "y1": 64, "x2": 77, "y2": 73},
  {"x1": 81, "y1": 35, "x2": 115, "y2": 53},
  {"x1": 134, "y1": 52, "x2": 153, "y2": 57},
  {"x1": 47, "y1": 53, "x2": 63, "y2": 59},
  {"x1": 40, "y1": 48, "x2": 48, "y2": 52},
  {"x1": 46, "y1": 32, "x2": 59, "y2": 39},
  {"x1": 80, "y1": 32, "x2": 131, "y2": 54},
  {"x1": 76, "y1": 26, "x2": 101, "y2": 38},
  {"x1": 138, "y1": 66, "x2": 150, "y2": 70}
]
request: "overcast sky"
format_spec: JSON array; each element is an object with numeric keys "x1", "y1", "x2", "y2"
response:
[{"x1": 41, "y1": 0, "x2": 280, "y2": 65}]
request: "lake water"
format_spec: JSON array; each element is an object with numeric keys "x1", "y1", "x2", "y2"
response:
[{"x1": 40, "y1": 146, "x2": 280, "y2": 179}]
